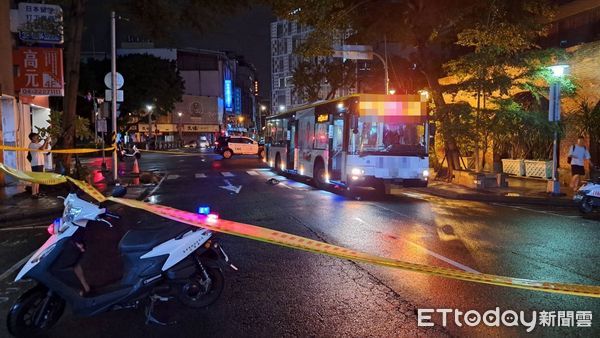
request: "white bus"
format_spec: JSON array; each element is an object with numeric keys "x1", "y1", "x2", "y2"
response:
[{"x1": 265, "y1": 94, "x2": 430, "y2": 194}]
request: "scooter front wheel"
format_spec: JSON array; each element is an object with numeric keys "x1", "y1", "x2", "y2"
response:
[{"x1": 7, "y1": 285, "x2": 65, "y2": 337}]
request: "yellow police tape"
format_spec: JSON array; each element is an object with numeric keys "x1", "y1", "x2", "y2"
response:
[
  {"x1": 0, "y1": 145, "x2": 115, "y2": 154},
  {"x1": 1, "y1": 163, "x2": 599, "y2": 298}
]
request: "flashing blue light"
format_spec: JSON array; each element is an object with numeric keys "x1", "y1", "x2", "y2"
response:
[
  {"x1": 53, "y1": 218, "x2": 61, "y2": 225},
  {"x1": 198, "y1": 206, "x2": 211, "y2": 215}
]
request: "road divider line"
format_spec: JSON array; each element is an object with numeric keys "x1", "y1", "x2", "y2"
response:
[
  {"x1": 247, "y1": 171, "x2": 260, "y2": 176},
  {"x1": 0, "y1": 252, "x2": 34, "y2": 282},
  {"x1": 221, "y1": 172, "x2": 235, "y2": 177},
  {"x1": 353, "y1": 217, "x2": 480, "y2": 273},
  {"x1": 2, "y1": 163, "x2": 600, "y2": 298},
  {"x1": 195, "y1": 173, "x2": 207, "y2": 178}
]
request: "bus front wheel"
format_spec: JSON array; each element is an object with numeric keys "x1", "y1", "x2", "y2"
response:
[{"x1": 313, "y1": 161, "x2": 327, "y2": 189}]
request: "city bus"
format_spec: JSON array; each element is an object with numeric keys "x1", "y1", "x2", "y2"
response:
[{"x1": 264, "y1": 94, "x2": 430, "y2": 194}]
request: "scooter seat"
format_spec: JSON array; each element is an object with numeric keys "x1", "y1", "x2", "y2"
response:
[{"x1": 119, "y1": 223, "x2": 192, "y2": 253}]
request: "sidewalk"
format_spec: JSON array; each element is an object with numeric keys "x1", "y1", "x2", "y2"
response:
[
  {"x1": 0, "y1": 160, "x2": 156, "y2": 227},
  {"x1": 413, "y1": 176, "x2": 576, "y2": 207}
]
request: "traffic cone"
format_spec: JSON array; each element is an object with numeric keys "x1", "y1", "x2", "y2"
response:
[{"x1": 132, "y1": 158, "x2": 140, "y2": 177}]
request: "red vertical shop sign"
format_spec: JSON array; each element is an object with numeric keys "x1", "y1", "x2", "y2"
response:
[{"x1": 13, "y1": 47, "x2": 64, "y2": 96}]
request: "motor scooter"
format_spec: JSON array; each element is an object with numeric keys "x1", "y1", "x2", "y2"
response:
[
  {"x1": 574, "y1": 178, "x2": 600, "y2": 214},
  {"x1": 7, "y1": 186, "x2": 235, "y2": 337}
]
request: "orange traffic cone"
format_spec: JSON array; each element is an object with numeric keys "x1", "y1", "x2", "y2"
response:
[{"x1": 132, "y1": 158, "x2": 140, "y2": 177}]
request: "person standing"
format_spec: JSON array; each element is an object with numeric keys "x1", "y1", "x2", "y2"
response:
[
  {"x1": 28, "y1": 132, "x2": 49, "y2": 198},
  {"x1": 44, "y1": 136, "x2": 54, "y2": 172},
  {"x1": 569, "y1": 136, "x2": 592, "y2": 190}
]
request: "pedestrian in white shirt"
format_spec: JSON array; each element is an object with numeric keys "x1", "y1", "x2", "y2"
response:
[
  {"x1": 568, "y1": 136, "x2": 592, "y2": 190},
  {"x1": 28, "y1": 132, "x2": 49, "y2": 199}
]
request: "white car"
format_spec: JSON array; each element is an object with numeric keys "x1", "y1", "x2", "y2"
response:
[
  {"x1": 199, "y1": 136, "x2": 210, "y2": 148},
  {"x1": 215, "y1": 136, "x2": 265, "y2": 159}
]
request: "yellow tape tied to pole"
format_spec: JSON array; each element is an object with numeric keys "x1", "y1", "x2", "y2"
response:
[
  {"x1": 1, "y1": 163, "x2": 599, "y2": 298},
  {"x1": 0, "y1": 145, "x2": 115, "y2": 154}
]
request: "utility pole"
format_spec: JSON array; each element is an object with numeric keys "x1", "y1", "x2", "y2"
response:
[
  {"x1": 111, "y1": 11, "x2": 118, "y2": 182},
  {"x1": 371, "y1": 52, "x2": 389, "y2": 94}
]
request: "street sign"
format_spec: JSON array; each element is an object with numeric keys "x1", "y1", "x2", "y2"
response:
[
  {"x1": 13, "y1": 47, "x2": 64, "y2": 96},
  {"x1": 104, "y1": 72, "x2": 124, "y2": 89},
  {"x1": 96, "y1": 119, "x2": 107, "y2": 133},
  {"x1": 105, "y1": 89, "x2": 124, "y2": 102},
  {"x1": 333, "y1": 45, "x2": 373, "y2": 60},
  {"x1": 17, "y1": 2, "x2": 63, "y2": 44}
]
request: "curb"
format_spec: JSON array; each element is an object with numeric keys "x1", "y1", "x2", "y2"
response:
[{"x1": 416, "y1": 187, "x2": 575, "y2": 207}]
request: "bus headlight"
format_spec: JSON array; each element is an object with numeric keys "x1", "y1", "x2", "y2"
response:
[
  {"x1": 351, "y1": 168, "x2": 364, "y2": 176},
  {"x1": 422, "y1": 169, "x2": 430, "y2": 177}
]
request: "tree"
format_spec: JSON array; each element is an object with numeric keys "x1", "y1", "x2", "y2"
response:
[
  {"x1": 38, "y1": 0, "x2": 248, "y2": 173},
  {"x1": 80, "y1": 54, "x2": 184, "y2": 123},
  {"x1": 269, "y1": 0, "x2": 557, "y2": 178},
  {"x1": 292, "y1": 58, "x2": 356, "y2": 102}
]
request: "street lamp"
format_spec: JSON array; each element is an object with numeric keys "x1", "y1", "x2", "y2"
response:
[
  {"x1": 260, "y1": 105, "x2": 267, "y2": 112},
  {"x1": 546, "y1": 64, "x2": 569, "y2": 196},
  {"x1": 388, "y1": 89, "x2": 396, "y2": 95},
  {"x1": 177, "y1": 112, "x2": 183, "y2": 144},
  {"x1": 146, "y1": 104, "x2": 154, "y2": 150},
  {"x1": 279, "y1": 105, "x2": 285, "y2": 112}
]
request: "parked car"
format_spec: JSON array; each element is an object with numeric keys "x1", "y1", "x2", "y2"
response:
[
  {"x1": 199, "y1": 136, "x2": 210, "y2": 148},
  {"x1": 214, "y1": 136, "x2": 265, "y2": 159},
  {"x1": 184, "y1": 140, "x2": 198, "y2": 148}
]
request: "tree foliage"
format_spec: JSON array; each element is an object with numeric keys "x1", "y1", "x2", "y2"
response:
[
  {"x1": 35, "y1": 110, "x2": 92, "y2": 142},
  {"x1": 80, "y1": 54, "x2": 184, "y2": 117},
  {"x1": 292, "y1": 58, "x2": 356, "y2": 102}
]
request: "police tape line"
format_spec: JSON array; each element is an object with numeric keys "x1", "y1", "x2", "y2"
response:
[
  {"x1": 0, "y1": 145, "x2": 115, "y2": 154},
  {"x1": 1, "y1": 163, "x2": 599, "y2": 298}
]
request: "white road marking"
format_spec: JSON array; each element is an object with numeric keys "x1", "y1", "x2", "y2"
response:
[
  {"x1": 400, "y1": 192, "x2": 427, "y2": 200},
  {"x1": 221, "y1": 172, "x2": 235, "y2": 177},
  {"x1": 219, "y1": 179, "x2": 242, "y2": 194},
  {"x1": 491, "y1": 203, "x2": 579, "y2": 218},
  {"x1": 195, "y1": 173, "x2": 207, "y2": 178},
  {"x1": 146, "y1": 173, "x2": 167, "y2": 198},
  {"x1": 0, "y1": 225, "x2": 49, "y2": 232},
  {"x1": 247, "y1": 171, "x2": 260, "y2": 176},
  {"x1": 0, "y1": 252, "x2": 34, "y2": 282},
  {"x1": 353, "y1": 217, "x2": 480, "y2": 274},
  {"x1": 166, "y1": 174, "x2": 180, "y2": 180}
]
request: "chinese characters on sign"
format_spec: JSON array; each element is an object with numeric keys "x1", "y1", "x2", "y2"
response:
[
  {"x1": 18, "y1": 2, "x2": 64, "y2": 44},
  {"x1": 14, "y1": 47, "x2": 64, "y2": 96}
]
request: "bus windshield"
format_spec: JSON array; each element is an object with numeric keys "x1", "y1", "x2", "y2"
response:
[{"x1": 350, "y1": 116, "x2": 427, "y2": 156}]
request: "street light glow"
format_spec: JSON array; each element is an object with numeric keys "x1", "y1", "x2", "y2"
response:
[
  {"x1": 260, "y1": 105, "x2": 267, "y2": 111},
  {"x1": 177, "y1": 112, "x2": 182, "y2": 117},
  {"x1": 549, "y1": 64, "x2": 569, "y2": 77},
  {"x1": 279, "y1": 105, "x2": 285, "y2": 112},
  {"x1": 146, "y1": 105, "x2": 153, "y2": 111},
  {"x1": 388, "y1": 89, "x2": 396, "y2": 95}
]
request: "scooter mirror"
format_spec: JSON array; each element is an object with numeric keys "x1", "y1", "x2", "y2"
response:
[{"x1": 111, "y1": 186, "x2": 127, "y2": 198}]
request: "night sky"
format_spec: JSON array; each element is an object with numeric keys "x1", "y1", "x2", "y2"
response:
[{"x1": 81, "y1": 2, "x2": 275, "y2": 98}]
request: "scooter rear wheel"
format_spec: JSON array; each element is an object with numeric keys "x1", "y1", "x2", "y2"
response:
[
  {"x1": 7, "y1": 285, "x2": 65, "y2": 337},
  {"x1": 176, "y1": 263, "x2": 224, "y2": 308},
  {"x1": 579, "y1": 197, "x2": 594, "y2": 214}
]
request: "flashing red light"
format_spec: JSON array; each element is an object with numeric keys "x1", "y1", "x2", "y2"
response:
[{"x1": 47, "y1": 223, "x2": 56, "y2": 235}]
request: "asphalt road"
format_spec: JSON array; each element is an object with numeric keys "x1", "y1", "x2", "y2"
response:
[{"x1": 0, "y1": 151, "x2": 598, "y2": 337}]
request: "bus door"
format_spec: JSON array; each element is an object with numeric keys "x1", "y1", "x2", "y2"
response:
[
  {"x1": 287, "y1": 120, "x2": 297, "y2": 170},
  {"x1": 329, "y1": 118, "x2": 344, "y2": 181}
]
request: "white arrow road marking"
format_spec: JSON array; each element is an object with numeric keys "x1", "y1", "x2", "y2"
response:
[
  {"x1": 219, "y1": 179, "x2": 242, "y2": 194},
  {"x1": 221, "y1": 172, "x2": 235, "y2": 177},
  {"x1": 195, "y1": 173, "x2": 207, "y2": 178},
  {"x1": 167, "y1": 174, "x2": 180, "y2": 180}
]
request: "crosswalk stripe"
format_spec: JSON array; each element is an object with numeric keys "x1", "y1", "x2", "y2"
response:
[
  {"x1": 195, "y1": 173, "x2": 207, "y2": 178},
  {"x1": 221, "y1": 172, "x2": 235, "y2": 177},
  {"x1": 246, "y1": 171, "x2": 260, "y2": 176}
]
